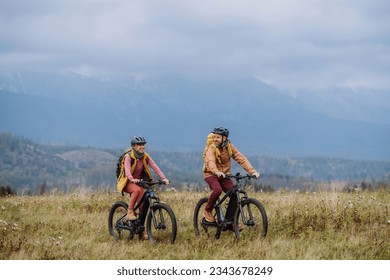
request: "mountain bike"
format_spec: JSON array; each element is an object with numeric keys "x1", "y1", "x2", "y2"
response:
[
  {"x1": 108, "y1": 180, "x2": 177, "y2": 244},
  {"x1": 193, "y1": 173, "x2": 268, "y2": 239}
]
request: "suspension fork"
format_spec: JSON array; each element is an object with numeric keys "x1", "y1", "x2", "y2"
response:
[
  {"x1": 237, "y1": 190, "x2": 251, "y2": 224},
  {"x1": 149, "y1": 198, "x2": 166, "y2": 229}
]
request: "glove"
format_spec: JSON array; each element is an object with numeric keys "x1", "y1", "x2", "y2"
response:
[
  {"x1": 215, "y1": 172, "x2": 225, "y2": 178},
  {"x1": 252, "y1": 172, "x2": 260, "y2": 179}
]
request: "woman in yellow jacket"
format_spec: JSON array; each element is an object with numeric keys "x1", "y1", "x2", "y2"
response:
[{"x1": 123, "y1": 135, "x2": 169, "y2": 239}]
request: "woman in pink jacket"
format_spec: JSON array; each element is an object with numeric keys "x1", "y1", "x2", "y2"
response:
[{"x1": 123, "y1": 135, "x2": 169, "y2": 239}]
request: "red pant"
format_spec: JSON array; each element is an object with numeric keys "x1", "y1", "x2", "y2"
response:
[
  {"x1": 123, "y1": 182, "x2": 145, "y2": 211},
  {"x1": 205, "y1": 176, "x2": 237, "y2": 220}
]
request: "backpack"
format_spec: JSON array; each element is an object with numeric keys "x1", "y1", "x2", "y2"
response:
[
  {"x1": 202, "y1": 133, "x2": 232, "y2": 172},
  {"x1": 116, "y1": 149, "x2": 131, "y2": 179},
  {"x1": 116, "y1": 149, "x2": 131, "y2": 194}
]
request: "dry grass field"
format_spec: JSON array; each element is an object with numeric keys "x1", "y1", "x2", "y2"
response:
[{"x1": 1, "y1": 188, "x2": 389, "y2": 260}]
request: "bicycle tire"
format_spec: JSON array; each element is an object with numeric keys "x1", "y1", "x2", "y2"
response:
[
  {"x1": 233, "y1": 198, "x2": 268, "y2": 239},
  {"x1": 193, "y1": 197, "x2": 221, "y2": 239},
  {"x1": 146, "y1": 203, "x2": 177, "y2": 244},
  {"x1": 108, "y1": 201, "x2": 129, "y2": 240}
]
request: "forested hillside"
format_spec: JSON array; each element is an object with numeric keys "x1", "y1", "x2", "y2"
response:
[{"x1": 1, "y1": 133, "x2": 389, "y2": 194}]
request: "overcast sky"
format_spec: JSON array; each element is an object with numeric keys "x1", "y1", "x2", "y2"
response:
[{"x1": 1, "y1": 0, "x2": 389, "y2": 91}]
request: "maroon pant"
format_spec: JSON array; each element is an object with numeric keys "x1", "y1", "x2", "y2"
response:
[{"x1": 205, "y1": 176, "x2": 237, "y2": 221}]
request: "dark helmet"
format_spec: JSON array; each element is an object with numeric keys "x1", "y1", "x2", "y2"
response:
[
  {"x1": 212, "y1": 127, "x2": 229, "y2": 137},
  {"x1": 131, "y1": 135, "x2": 147, "y2": 146}
]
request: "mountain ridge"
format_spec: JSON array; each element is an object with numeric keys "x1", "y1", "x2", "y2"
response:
[{"x1": 0, "y1": 71, "x2": 389, "y2": 160}]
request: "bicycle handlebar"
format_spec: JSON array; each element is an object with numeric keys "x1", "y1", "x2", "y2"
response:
[{"x1": 225, "y1": 173, "x2": 258, "y2": 180}]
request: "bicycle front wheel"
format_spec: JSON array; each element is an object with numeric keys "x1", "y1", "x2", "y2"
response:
[
  {"x1": 108, "y1": 201, "x2": 129, "y2": 240},
  {"x1": 146, "y1": 203, "x2": 177, "y2": 244},
  {"x1": 233, "y1": 198, "x2": 268, "y2": 239}
]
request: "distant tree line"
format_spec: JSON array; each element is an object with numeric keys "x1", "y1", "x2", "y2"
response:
[
  {"x1": 0, "y1": 185, "x2": 15, "y2": 197},
  {"x1": 1, "y1": 132, "x2": 390, "y2": 195}
]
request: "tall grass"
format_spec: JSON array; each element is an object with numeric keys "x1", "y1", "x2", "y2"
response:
[{"x1": 1, "y1": 188, "x2": 389, "y2": 260}]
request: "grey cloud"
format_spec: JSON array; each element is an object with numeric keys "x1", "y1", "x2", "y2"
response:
[{"x1": 0, "y1": 0, "x2": 389, "y2": 90}]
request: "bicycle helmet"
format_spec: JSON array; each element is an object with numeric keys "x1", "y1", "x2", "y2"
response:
[
  {"x1": 131, "y1": 135, "x2": 147, "y2": 146},
  {"x1": 212, "y1": 127, "x2": 229, "y2": 138}
]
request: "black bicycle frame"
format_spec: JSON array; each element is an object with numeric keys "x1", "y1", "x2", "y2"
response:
[
  {"x1": 133, "y1": 188, "x2": 159, "y2": 224},
  {"x1": 210, "y1": 177, "x2": 249, "y2": 225}
]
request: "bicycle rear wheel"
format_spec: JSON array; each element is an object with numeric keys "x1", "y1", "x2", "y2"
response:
[
  {"x1": 146, "y1": 203, "x2": 177, "y2": 244},
  {"x1": 193, "y1": 197, "x2": 221, "y2": 239},
  {"x1": 108, "y1": 201, "x2": 129, "y2": 240},
  {"x1": 233, "y1": 198, "x2": 268, "y2": 239}
]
